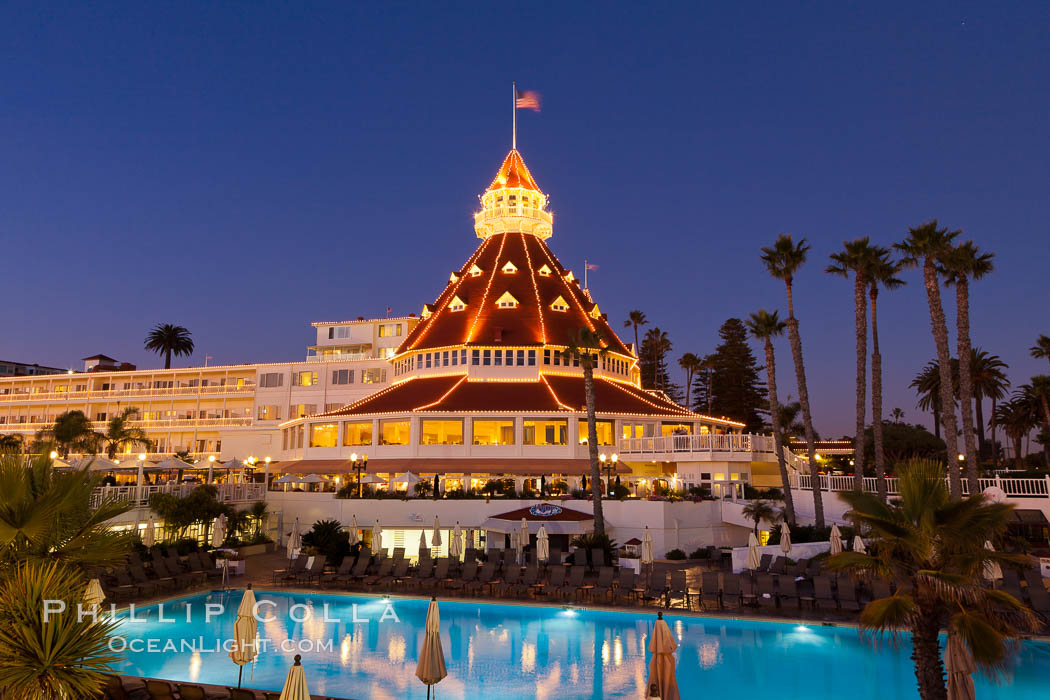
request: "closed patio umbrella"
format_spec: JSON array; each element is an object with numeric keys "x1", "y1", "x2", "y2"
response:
[
  {"x1": 287, "y1": 518, "x2": 302, "y2": 560},
  {"x1": 372, "y1": 520, "x2": 383, "y2": 552},
  {"x1": 746, "y1": 532, "x2": 761, "y2": 571},
  {"x1": 230, "y1": 584, "x2": 259, "y2": 688},
  {"x1": 852, "y1": 535, "x2": 867, "y2": 554},
  {"x1": 829, "y1": 524, "x2": 843, "y2": 556},
  {"x1": 510, "y1": 529, "x2": 521, "y2": 563},
  {"x1": 278, "y1": 654, "x2": 310, "y2": 700},
  {"x1": 536, "y1": 525, "x2": 550, "y2": 563},
  {"x1": 519, "y1": 517, "x2": 530, "y2": 560},
  {"x1": 211, "y1": 513, "x2": 227, "y2": 548},
  {"x1": 415, "y1": 597, "x2": 447, "y2": 699},
  {"x1": 347, "y1": 515, "x2": 359, "y2": 546},
  {"x1": 779, "y1": 521, "x2": 792, "y2": 556},
  {"x1": 431, "y1": 517, "x2": 443, "y2": 548},
  {"x1": 983, "y1": 540, "x2": 1003, "y2": 581},
  {"x1": 83, "y1": 578, "x2": 105, "y2": 612},
  {"x1": 142, "y1": 516, "x2": 155, "y2": 548},
  {"x1": 419, "y1": 529, "x2": 428, "y2": 553},
  {"x1": 646, "y1": 611, "x2": 680, "y2": 700},
  {"x1": 642, "y1": 526, "x2": 655, "y2": 584},
  {"x1": 945, "y1": 632, "x2": 976, "y2": 700},
  {"x1": 450, "y1": 522, "x2": 463, "y2": 560}
]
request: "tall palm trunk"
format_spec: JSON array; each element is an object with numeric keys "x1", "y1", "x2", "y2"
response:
[
  {"x1": 851, "y1": 274, "x2": 868, "y2": 492},
  {"x1": 932, "y1": 401, "x2": 942, "y2": 440},
  {"x1": 974, "y1": 388, "x2": 986, "y2": 455},
  {"x1": 990, "y1": 396, "x2": 998, "y2": 468},
  {"x1": 870, "y1": 287, "x2": 888, "y2": 501},
  {"x1": 763, "y1": 338, "x2": 796, "y2": 525},
  {"x1": 912, "y1": 602, "x2": 949, "y2": 700},
  {"x1": 583, "y1": 362, "x2": 605, "y2": 535},
  {"x1": 684, "y1": 368, "x2": 694, "y2": 409},
  {"x1": 954, "y1": 278, "x2": 979, "y2": 492},
  {"x1": 922, "y1": 256, "x2": 962, "y2": 499},
  {"x1": 1013, "y1": 433, "x2": 1023, "y2": 469},
  {"x1": 164, "y1": 348, "x2": 172, "y2": 369},
  {"x1": 784, "y1": 283, "x2": 825, "y2": 527}
]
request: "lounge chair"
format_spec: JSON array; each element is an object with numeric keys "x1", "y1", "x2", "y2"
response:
[
  {"x1": 614, "y1": 570, "x2": 637, "y2": 604},
  {"x1": 589, "y1": 548, "x2": 606, "y2": 570},
  {"x1": 144, "y1": 680, "x2": 177, "y2": 700},
  {"x1": 739, "y1": 574, "x2": 758, "y2": 607},
  {"x1": 295, "y1": 557, "x2": 327, "y2": 585},
  {"x1": 756, "y1": 574, "x2": 777, "y2": 609},
  {"x1": 227, "y1": 688, "x2": 258, "y2": 700},
  {"x1": 272, "y1": 555, "x2": 307, "y2": 584},
  {"x1": 361, "y1": 558, "x2": 394, "y2": 587},
  {"x1": 813, "y1": 576, "x2": 837, "y2": 611},
  {"x1": 463, "y1": 547, "x2": 477, "y2": 563},
  {"x1": 539, "y1": 565, "x2": 566, "y2": 598},
  {"x1": 778, "y1": 576, "x2": 801, "y2": 611},
  {"x1": 113, "y1": 570, "x2": 156, "y2": 598},
  {"x1": 572, "y1": 549, "x2": 587, "y2": 567},
  {"x1": 152, "y1": 558, "x2": 195, "y2": 588},
  {"x1": 130, "y1": 563, "x2": 175, "y2": 593},
  {"x1": 167, "y1": 555, "x2": 206, "y2": 585},
  {"x1": 590, "y1": 566, "x2": 616, "y2": 603},
  {"x1": 447, "y1": 561, "x2": 478, "y2": 594},
  {"x1": 515, "y1": 564, "x2": 541, "y2": 597},
  {"x1": 768, "y1": 557, "x2": 788, "y2": 576},
  {"x1": 1023, "y1": 567, "x2": 1045, "y2": 591},
  {"x1": 467, "y1": 562, "x2": 498, "y2": 596},
  {"x1": 498, "y1": 565, "x2": 522, "y2": 596},
  {"x1": 102, "y1": 674, "x2": 148, "y2": 700},
  {"x1": 1028, "y1": 586, "x2": 1050, "y2": 617},
  {"x1": 406, "y1": 558, "x2": 434, "y2": 589},
  {"x1": 187, "y1": 552, "x2": 224, "y2": 581},
  {"x1": 420, "y1": 558, "x2": 450, "y2": 590},
  {"x1": 175, "y1": 683, "x2": 225, "y2": 700},
  {"x1": 723, "y1": 574, "x2": 744, "y2": 608},
  {"x1": 701, "y1": 571, "x2": 721, "y2": 610},
  {"x1": 503, "y1": 549, "x2": 519, "y2": 569},
  {"x1": 337, "y1": 556, "x2": 371, "y2": 588},
  {"x1": 836, "y1": 576, "x2": 861, "y2": 612},
  {"x1": 785, "y1": 558, "x2": 808, "y2": 577},
  {"x1": 374, "y1": 559, "x2": 409, "y2": 589},
  {"x1": 754, "y1": 553, "x2": 773, "y2": 574},
  {"x1": 547, "y1": 548, "x2": 563, "y2": 567},
  {"x1": 561, "y1": 565, "x2": 586, "y2": 600},
  {"x1": 321, "y1": 558, "x2": 355, "y2": 587},
  {"x1": 666, "y1": 571, "x2": 693, "y2": 610}
]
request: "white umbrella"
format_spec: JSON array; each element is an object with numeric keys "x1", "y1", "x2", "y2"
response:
[
  {"x1": 945, "y1": 632, "x2": 976, "y2": 700},
  {"x1": 520, "y1": 517, "x2": 530, "y2": 561},
  {"x1": 852, "y1": 535, "x2": 867, "y2": 554},
  {"x1": 646, "y1": 611, "x2": 680, "y2": 700},
  {"x1": 359, "y1": 473, "x2": 386, "y2": 484},
  {"x1": 393, "y1": 472, "x2": 422, "y2": 485},
  {"x1": 431, "y1": 517, "x2": 443, "y2": 548},
  {"x1": 641, "y1": 526, "x2": 654, "y2": 564},
  {"x1": 372, "y1": 520, "x2": 383, "y2": 552},
  {"x1": 297, "y1": 474, "x2": 328, "y2": 484},
  {"x1": 347, "y1": 515, "x2": 360, "y2": 546},
  {"x1": 510, "y1": 529, "x2": 521, "y2": 563},
  {"x1": 536, "y1": 525, "x2": 550, "y2": 563},
  {"x1": 983, "y1": 541, "x2": 1003, "y2": 581},
  {"x1": 84, "y1": 578, "x2": 105, "y2": 611},
  {"x1": 154, "y1": 457, "x2": 195, "y2": 472},
  {"x1": 779, "y1": 521, "x2": 792, "y2": 556},
  {"x1": 76, "y1": 456, "x2": 120, "y2": 471},
  {"x1": 273, "y1": 474, "x2": 299, "y2": 484},
  {"x1": 230, "y1": 584, "x2": 259, "y2": 687},
  {"x1": 415, "y1": 597, "x2": 447, "y2": 699},
  {"x1": 142, "y1": 517, "x2": 155, "y2": 548},
  {"x1": 746, "y1": 532, "x2": 761, "y2": 571},
  {"x1": 278, "y1": 654, "x2": 310, "y2": 700},
  {"x1": 450, "y1": 522, "x2": 463, "y2": 560},
  {"x1": 829, "y1": 524, "x2": 843, "y2": 556},
  {"x1": 287, "y1": 517, "x2": 302, "y2": 560},
  {"x1": 211, "y1": 513, "x2": 227, "y2": 548}
]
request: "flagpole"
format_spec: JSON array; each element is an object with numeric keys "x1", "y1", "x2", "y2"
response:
[
  {"x1": 512, "y1": 80, "x2": 517, "y2": 150},
  {"x1": 584, "y1": 259, "x2": 588, "y2": 291}
]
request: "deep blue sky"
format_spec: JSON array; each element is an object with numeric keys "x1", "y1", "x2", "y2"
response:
[{"x1": 2, "y1": 2, "x2": 1048, "y2": 436}]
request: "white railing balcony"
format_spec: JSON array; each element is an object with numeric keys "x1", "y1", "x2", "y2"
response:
[
  {"x1": 305, "y1": 352, "x2": 371, "y2": 362},
  {"x1": 618, "y1": 433, "x2": 777, "y2": 457},
  {"x1": 789, "y1": 473, "x2": 1050, "y2": 499},
  {"x1": 0, "y1": 384, "x2": 256, "y2": 403},
  {"x1": 2, "y1": 417, "x2": 253, "y2": 432},
  {"x1": 90, "y1": 482, "x2": 266, "y2": 509}
]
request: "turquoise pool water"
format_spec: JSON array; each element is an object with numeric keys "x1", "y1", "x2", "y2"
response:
[{"x1": 111, "y1": 591, "x2": 1050, "y2": 699}]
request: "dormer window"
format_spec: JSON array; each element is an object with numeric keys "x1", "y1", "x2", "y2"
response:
[
  {"x1": 564, "y1": 271, "x2": 575, "y2": 283},
  {"x1": 537, "y1": 264, "x2": 552, "y2": 277},
  {"x1": 469, "y1": 264, "x2": 483, "y2": 277},
  {"x1": 421, "y1": 305, "x2": 433, "y2": 320},
  {"x1": 449, "y1": 272, "x2": 459, "y2": 283},
  {"x1": 502, "y1": 261, "x2": 518, "y2": 274},
  {"x1": 449, "y1": 296, "x2": 467, "y2": 312},
  {"x1": 590, "y1": 304, "x2": 602, "y2": 319},
  {"x1": 496, "y1": 292, "x2": 519, "y2": 309},
  {"x1": 551, "y1": 296, "x2": 569, "y2": 312}
]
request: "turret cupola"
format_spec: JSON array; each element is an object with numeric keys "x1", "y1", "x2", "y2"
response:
[{"x1": 474, "y1": 149, "x2": 553, "y2": 240}]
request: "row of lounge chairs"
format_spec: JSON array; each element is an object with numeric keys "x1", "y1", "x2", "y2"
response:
[
  {"x1": 685, "y1": 571, "x2": 867, "y2": 613},
  {"x1": 104, "y1": 675, "x2": 346, "y2": 700},
  {"x1": 102, "y1": 549, "x2": 228, "y2": 602}
]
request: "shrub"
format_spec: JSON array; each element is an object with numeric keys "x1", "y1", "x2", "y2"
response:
[
  {"x1": 300, "y1": 519, "x2": 350, "y2": 564},
  {"x1": 570, "y1": 489, "x2": 590, "y2": 500},
  {"x1": 665, "y1": 548, "x2": 686, "y2": 560},
  {"x1": 689, "y1": 547, "x2": 712, "y2": 559},
  {"x1": 571, "y1": 532, "x2": 619, "y2": 565}
]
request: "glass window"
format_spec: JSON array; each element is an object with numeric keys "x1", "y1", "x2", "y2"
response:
[
  {"x1": 288, "y1": 404, "x2": 317, "y2": 419},
  {"x1": 443, "y1": 351, "x2": 449, "y2": 366},
  {"x1": 259, "y1": 372, "x2": 283, "y2": 388},
  {"x1": 426, "y1": 354, "x2": 432, "y2": 369},
  {"x1": 257, "y1": 405, "x2": 281, "y2": 421},
  {"x1": 310, "y1": 423, "x2": 338, "y2": 447},
  {"x1": 420, "y1": 419, "x2": 464, "y2": 445},
  {"x1": 472, "y1": 419, "x2": 515, "y2": 445},
  {"x1": 517, "y1": 349, "x2": 525, "y2": 365},
  {"x1": 344, "y1": 421, "x2": 373, "y2": 446},
  {"x1": 451, "y1": 351, "x2": 458, "y2": 366},
  {"x1": 332, "y1": 369, "x2": 354, "y2": 384},
  {"x1": 523, "y1": 419, "x2": 568, "y2": 445},
  {"x1": 483, "y1": 350, "x2": 491, "y2": 366},
  {"x1": 361, "y1": 368, "x2": 386, "y2": 384},
  {"x1": 292, "y1": 371, "x2": 318, "y2": 387},
  {"x1": 494, "y1": 350, "x2": 502, "y2": 366},
  {"x1": 329, "y1": 326, "x2": 351, "y2": 339},
  {"x1": 578, "y1": 419, "x2": 615, "y2": 445},
  {"x1": 528, "y1": 350, "x2": 536, "y2": 366},
  {"x1": 472, "y1": 350, "x2": 480, "y2": 366},
  {"x1": 461, "y1": 349, "x2": 467, "y2": 365},
  {"x1": 379, "y1": 419, "x2": 411, "y2": 445},
  {"x1": 379, "y1": 323, "x2": 402, "y2": 337},
  {"x1": 661, "y1": 422, "x2": 694, "y2": 436},
  {"x1": 543, "y1": 349, "x2": 550, "y2": 365}
]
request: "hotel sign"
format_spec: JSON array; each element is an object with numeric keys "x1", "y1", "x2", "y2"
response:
[{"x1": 529, "y1": 503, "x2": 563, "y2": 517}]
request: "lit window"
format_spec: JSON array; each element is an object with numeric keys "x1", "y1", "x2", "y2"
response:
[
  {"x1": 309, "y1": 423, "x2": 338, "y2": 448},
  {"x1": 469, "y1": 264, "x2": 483, "y2": 277},
  {"x1": 292, "y1": 371, "x2": 318, "y2": 387},
  {"x1": 379, "y1": 323, "x2": 403, "y2": 338},
  {"x1": 523, "y1": 419, "x2": 568, "y2": 445},
  {"x1": 550, "y1": 296, "x2": 569, "y2": 312},
  {"x1": 343, "y1": 421, "x2": 373, "y2": 446},
  {"x1": 578, "y1": 419, "x2": 615, "y2": 445},
  {"x1": 537, "y1": 265, "x2": 552, "y2": 277},
  {"x1": 449, "y1": 295, "x2": 466, "y2": 312},
  {"x1": 420, "y1": 419, "x2": 464, "y2": 445},
  {"x1": 502, "y1": 261, "x2": 518, "y2": 274},
  {"x1": 379, "y1": 419, "x2": 411, "y2": 445},
  {"x1": 361, "y1": 368, "x2": 386, "y2": 384},
  {"x1": 257, "y1": 405, "x2": 281, "y2": 420},
  {"x1": 496, "y1": 291, "x2": 519, "y2": 308},
  {"x1": 289, "y1": 404, "x2": 317, "y2": 419},
  {"x1": 449, "y1": 272, "x2": 458, "y2": 283},
  {"x1": 473, "y1": 419, "x2": 515, "y2": 445}
]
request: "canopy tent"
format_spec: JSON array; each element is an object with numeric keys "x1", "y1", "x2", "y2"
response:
[
  {"x1": 482, "y1": 503, "x2": 596, "y2": 536},
  {"x1": 267, "y1": 458, "x2": 632, "y2": 476},
  {"x1": 75, "y1": 456, "x2": 121, "y2": 471},
  {"x1": 391, "y1": 472, "x2": 423, "y2": 485},
  {"x1": 154, "y1": 457, "x2": 195, "y2": 471}
]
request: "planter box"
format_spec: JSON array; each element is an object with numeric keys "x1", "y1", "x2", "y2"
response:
[{"x1": 235, "y1": 543, "x2": 273, "y2": 557}]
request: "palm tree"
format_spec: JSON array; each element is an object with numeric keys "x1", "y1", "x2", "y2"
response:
[
  {"x1": 890, "y1": 408, "x2": 905, "y2": 423},
  {"x1": 740, "y1": 499, "x2": 779, "y2": 537},
  {"x1": 98, "y1": 407, "x2": 152, "y2": 459},
  {"x1": 941, "y1": 240, "x2": 995, "y2": 491},
  {"x1": 969, "y1": 349, "x2": 1009, "y2": 464},
  {"x1": 622, "y1": 310, "x2": 648, "y2": 356},
  {"x1": 678, "y1": 353, "x2": 702, "y2": 410},
  {"x1": 827, "y1": 460, "x2": 1037, "y2": 700},
  {"x1": 896, "y1": 220, "x2": 962, "y2": 498},
  {"x1": 144, "y1": 323, "x2": 195, "y2": 369},
  {"x1": 1030, "y1": 334, "x2": 1050, "y2": 368},
  {"x1": 35, "y1": 410, "x2": 98, "y2": 457},
  {"x1": 1022, "y1": 376, "x2": 1050, "y2": 434},
  {"x1": 562, "y1": 329, "x2": 609, "y2": 535},
  {"x1": 745, "y1": 310, "x2": 796, "y2": 525},
  {"x1": 866, "y1": 248, "x2": 904, "y2": 501},
  {"x1": 827, "y1": 237, "x2": 886, "y2": 492},
  {"x1": 760, "y1": 234, "x2": 825, "y2": 527},
  {"x1": 993, "y1": 398, "x2": 1037, "y2": 468},
  {"x1": 910, "y1": 361, "x2": 944, "y2": 439}
]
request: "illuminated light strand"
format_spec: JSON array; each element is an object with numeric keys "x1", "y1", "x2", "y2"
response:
[
  {"x1": 407, "y1": 236, "x2": 494, "y2": 352},
  {"x1": 540, "y1": 374, "x2": 576, "y2": 411},
  {"x1": 521, "y1": 232, "x2": 548, "y2": 343},
  {"x1": 603, "y1": 378, "x2": 696, "y2": 417},
  {"x1": 465, "y1": 232, "x2": 508, "y2": 343},
  {"x1": 534, "y1": 240, "x2": 598, "y2": 335},
  {"x1": 412, "y1": 374, "x2": 469, "y2": 411}
]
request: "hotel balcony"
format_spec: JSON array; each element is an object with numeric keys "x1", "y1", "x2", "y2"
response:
[
  {"x1": 0, "y1": 383, "x2": 256, "y2": 403},
  {"x1": 617, "y1": 433, "x2": 790, "y2": 463},
  {"x1": 2, "y1": 416, "x2": 254, "y2": 432}
]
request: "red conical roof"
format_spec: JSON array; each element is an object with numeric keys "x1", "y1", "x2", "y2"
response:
[
  {"x1": 486, "y1": 150, "x2": 541, "y2": 192},
  {"x1": 396, "y1": 231, "x2": 633, "y2": 357}
]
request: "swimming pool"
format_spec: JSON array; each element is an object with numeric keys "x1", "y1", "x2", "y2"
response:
[{"x1": 111, "y1": 591, "x2": 1050, "y2": 699}]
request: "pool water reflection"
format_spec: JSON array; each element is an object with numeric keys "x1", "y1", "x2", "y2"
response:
[{"x1": 111, "y1": 591, "x2": 1050, "y2": 699}]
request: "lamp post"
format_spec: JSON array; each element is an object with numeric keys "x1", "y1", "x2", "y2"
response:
[
  {"x1": 599, "y1": 453, "x2": 618, "y2": 495},
  {"x1": 350, "y1": 453, "x2": 369, "y2": 498},
  {"x1": 958, "y1": 453, "x2": 966, "y2": 493},
  {"x1": 137, "y1": 452, "x2": 146, "y2": 489},
  {"x1": 207, "y1": 454, "x2": 215, "y2": 484},
  {"x1": 264, "y1": 456, "x2": 271, "y2": 490}
]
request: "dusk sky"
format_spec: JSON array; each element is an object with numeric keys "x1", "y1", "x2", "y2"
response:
[{"x1": 2, "y1": 2, "x2": 1047, "y2": 437}]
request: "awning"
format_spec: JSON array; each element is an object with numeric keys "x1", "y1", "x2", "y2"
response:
[
  {"x1": 482, "y1": 502, "x2": 597, "y2": 536},
  {"x1": 269, "y1": 458, "x2": 631, "y2": 476}
]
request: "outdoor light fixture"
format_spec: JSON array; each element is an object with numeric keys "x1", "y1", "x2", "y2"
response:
[
  {"x1": 49, "y1": 450, "x2": 58, "y2": 459},
  {"x1": 350, "y1": 453, "x2": 369, "y2": 498},
  {"x1": 958, "y1": 453, "x2": 965, "y2": 462}
]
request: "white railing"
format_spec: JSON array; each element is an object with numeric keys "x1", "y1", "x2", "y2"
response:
[
  {"x1": 90, "y1": 482, "x2": 266, "y2": 509},
  {"x1": 618, "y1": 433, "x2": 776, "y2": 456},
  {"x1": 0, "y1": 384, "x2": 256, "y2": 402},
  {"x1": 1, "y1": 417, "x2": 253, "y2": 432},
  {"x1": 474, "y1": 206, "x2": 553, "y2": 226},
  {"x1": 789, "y1": 474, "x2": 1050, "y2": 499},
  {"x1": 305, "y1": 352, "x2": 371, "y2": 362}
]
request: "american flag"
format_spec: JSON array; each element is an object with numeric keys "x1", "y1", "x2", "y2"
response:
[
  {"x1": 585, "y1": 263, "x2": 599, "y2": 271},
  {"x1": 515, "y1": 90, "x2": 541, "y2": 111}
]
